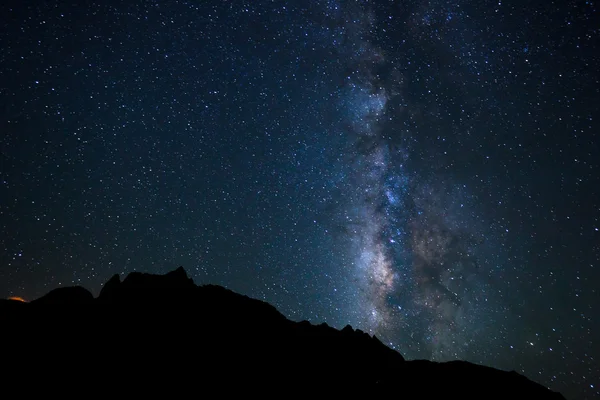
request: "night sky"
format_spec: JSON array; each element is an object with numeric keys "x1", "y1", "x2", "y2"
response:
[{"x1": 1, "y1": 0, "x2": 599, "y2": 398}]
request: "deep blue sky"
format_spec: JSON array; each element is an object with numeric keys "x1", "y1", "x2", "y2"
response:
[{"x1": 1, "y1": 1, "x2": 598, "y2": 398}]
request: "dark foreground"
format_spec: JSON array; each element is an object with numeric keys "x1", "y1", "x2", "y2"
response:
[{"x1": 0, "y1": 267, "x2": 565, "y2": 398}]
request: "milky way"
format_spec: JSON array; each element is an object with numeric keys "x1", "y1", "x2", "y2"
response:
[
  {"x1": 1, "y1": 1, "x2": 599, "y2": 399},
  {"x1": 328, "y1": 2, "x2": 501, "y2": 362},
  {"x1": 331, "y1": 3, "x2": 400, "y2": 335}
]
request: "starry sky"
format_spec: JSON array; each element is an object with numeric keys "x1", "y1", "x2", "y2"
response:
[{"x1": 1, "y1": 0, "x2": 599, "y2": 398}]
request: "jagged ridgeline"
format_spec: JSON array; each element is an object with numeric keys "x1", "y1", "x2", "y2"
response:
[{"x1": 1, "y1": 268, "x2": 564, "y2": 398}]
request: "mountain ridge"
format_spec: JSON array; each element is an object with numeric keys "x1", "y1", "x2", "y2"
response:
[{"x1": 1, "y1": 267, "x2": 565, "y2": 398}]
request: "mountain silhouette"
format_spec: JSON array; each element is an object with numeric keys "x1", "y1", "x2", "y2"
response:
[{"x1": 1, "y1": 267, "x2": 565, "y2": 398}]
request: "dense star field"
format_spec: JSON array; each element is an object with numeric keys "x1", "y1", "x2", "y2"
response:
[{"x1": 1, "y1": 1, "x2": 598, "y2": 398}]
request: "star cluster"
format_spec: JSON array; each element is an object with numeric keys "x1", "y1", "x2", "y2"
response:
[{"x1": 1, "y1": 1, "x2": 598, "y2": 398}]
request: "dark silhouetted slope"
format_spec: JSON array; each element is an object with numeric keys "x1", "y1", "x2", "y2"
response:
[{"x1": 0, "y1": 267, "x2": 565, "y2": 398}]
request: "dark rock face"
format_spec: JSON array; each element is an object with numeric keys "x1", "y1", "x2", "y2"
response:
[
  {"x1": 29, "y1": 285, "x2": 94, "y2": 306},
  {"x1": 1, "y1": 268, "x2": 564, "y2": 399}
]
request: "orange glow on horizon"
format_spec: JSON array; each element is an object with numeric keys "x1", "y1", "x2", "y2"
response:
[{"x1": 7, "y1": 296, "x2": 26, "y2": 302}]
